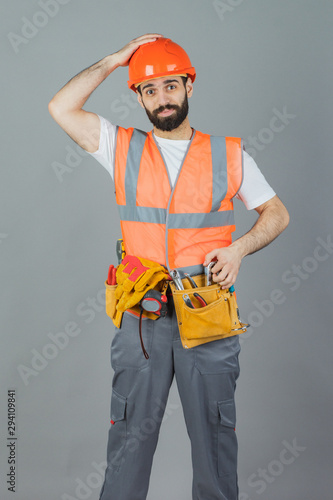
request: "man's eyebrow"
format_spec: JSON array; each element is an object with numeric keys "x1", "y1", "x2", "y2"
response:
[
  {"x1": 141, "y1": 79, "x2": 180, "y2": 91},
  {"x1": 141, "y1": 83, "x2": 154, "y2": 91}
]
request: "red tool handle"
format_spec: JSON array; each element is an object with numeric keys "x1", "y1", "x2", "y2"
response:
[
  {"x1": 107, "y1": 265, "x2": 114, "y2": 285},
  {"x1": 194, "y1": 292, "x2": 207, "y2": 307},
  {"x1": 111, "y1": 267, "x2": 117, "y2": 285}
]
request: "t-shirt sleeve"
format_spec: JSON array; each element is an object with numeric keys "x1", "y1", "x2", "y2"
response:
[
  {"x1": 235, "y1": 150, "x2": 276, "y2": 210},
  {"x1": 86, "y1": 114, "x2": 117, "y2": 180}
]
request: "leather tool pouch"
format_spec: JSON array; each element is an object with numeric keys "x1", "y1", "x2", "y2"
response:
[
  {"x1": 105, "y1": 281, "x2": 123, "y2": 328},
  {"x1": 169, "y1": 274, "x2": 247, "y2": 349}
]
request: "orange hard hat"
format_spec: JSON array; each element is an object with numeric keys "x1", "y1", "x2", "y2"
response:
[{"x1": 128, "y1": 37, "x2": 196, "y2": 91}]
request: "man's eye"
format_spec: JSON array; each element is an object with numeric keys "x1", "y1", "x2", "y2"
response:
[
  {"x1": 146, "y1": 89, "x2": 154, "y2": 95},
  {"x1": 167, "y1": 85, "x2": 176, "y2": 90}
]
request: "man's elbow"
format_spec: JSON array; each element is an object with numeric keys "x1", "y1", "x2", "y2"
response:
[
  {"x1": 48, "y1": 95, "x2": 65, "y2": 117},
  {"x1": 48, "y1": 99, "x2": 58, "y2": 120},
  {"x1": 280, "y1": 205, "x2": 290, "y2": 232},
  {"x1": 270, "y1": 196, "x2": 290, "y2": 233}
]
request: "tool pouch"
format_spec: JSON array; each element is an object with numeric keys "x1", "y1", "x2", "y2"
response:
[
  {"x1": 169, "y1": 274, "x2": 247, "y2": 349},
  {"x1": 105, "y1": 256, "x2": 170, "y2": 328},
  {"x1": 105, "y1": 281, "x2": 123, "y2": 328},
  {"x1": 105, "y1": 279, "x2": 168, "y2": 328}
]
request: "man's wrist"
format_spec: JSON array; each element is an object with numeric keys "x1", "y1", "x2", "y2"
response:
[
  {"x1": 230, "y1": 239, "x2": 248, "y2": 260},
  {"x1": 104, "y1": 54, "x2": 121, "y2": 74}
]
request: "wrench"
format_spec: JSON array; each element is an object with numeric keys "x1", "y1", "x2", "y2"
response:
[
  {"x1": 205, "y1": 261, "x2": 216, "y2": 286},
  {"x1": 170, "y1": 269, "x2": 184, "y2": 290}
]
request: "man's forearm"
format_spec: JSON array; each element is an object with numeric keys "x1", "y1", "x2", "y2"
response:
[
  {"x1": 230, "y1": 197, "x2": 290, "y2": 259},
  {"x1": 48, "y1": 34, "x2": 162, "y2": 152},
  {"x1": 204, "y1": 196, "x2": 289, "y2": 288},
  {"x1": 49, "y1": 54, "x2": 119, "y2": 114},
  {"x1": 49, "y1": 33, "x2": 162, "y2": 115}
]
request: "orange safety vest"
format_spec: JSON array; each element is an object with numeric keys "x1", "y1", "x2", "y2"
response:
[{"x1": 114, "y1": 127, "x2": 243, "y2": 274}]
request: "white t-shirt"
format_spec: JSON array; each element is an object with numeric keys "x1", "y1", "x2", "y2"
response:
[{"x1": 88, "y1": 115, "x2": 276, "y2": 210}]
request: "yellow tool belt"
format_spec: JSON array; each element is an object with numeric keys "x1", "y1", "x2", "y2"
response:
[
  {"x1": 105, "y1": 256, "x2": 169, "y2": 328},
  {"x1": 105, "y1": 258, "x2": 248, "y2": 348},
  {"x1": 169, "y1": 273, "x2": 248, "y2": 349}
]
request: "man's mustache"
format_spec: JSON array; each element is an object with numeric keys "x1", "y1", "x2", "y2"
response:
[{"x1": 153, "y1": 104, "x2": 179, "y2": 116}]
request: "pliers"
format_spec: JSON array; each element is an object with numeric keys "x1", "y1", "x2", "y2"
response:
[
  {"x1": 182, "y1": 293, "x2": 194, "y2": 308},
  {"x1": 182, "y1": 291, "x2": 207, "y2": 308},
  {"x1": 183, "y1": 273, "x2": 207, "y2": 307},
  {"x1": 171, "y1": 270, "x2": 207, "y2": 308}
]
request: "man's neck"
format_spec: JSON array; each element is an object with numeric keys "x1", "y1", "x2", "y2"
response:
[{"x1": 153, "y1": 117, "x2": 193, "y2": 140}]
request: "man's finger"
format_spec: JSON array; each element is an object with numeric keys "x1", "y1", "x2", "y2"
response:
[
  {"x1": 203, "y1": 249, "x2": 219, "y2": 266},
  {"x1": 214, "y1": 271, "x2": 228, "y2": 283},
  {"x1": 210, "y1": 262, "x2": 222, "y2": 274},
  {"x1": 222, "y1": 275, "x2": 237, "y2": 289},
  {"x1": 131, "y1": 34, "x2": 163, "y2": 46},
  {"x1": 221, "y1": 278, "x2": 234, "y2": 289}
]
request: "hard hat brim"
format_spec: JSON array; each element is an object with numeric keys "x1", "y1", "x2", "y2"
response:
[
  {"x1": 128, "y1": 67, "x2": 196, "y2": 92},
  {"x1": 133, "y1": 73, "x2": 188, "y2": 89}
]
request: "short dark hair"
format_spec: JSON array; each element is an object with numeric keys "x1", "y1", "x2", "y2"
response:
[{"x1": 137, "y1": 76, "x2": 188, "y2": 95}]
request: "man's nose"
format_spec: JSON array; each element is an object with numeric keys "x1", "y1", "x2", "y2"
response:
[{"x1": 157, "y1": 90, "x2": 170, "y2": 107}]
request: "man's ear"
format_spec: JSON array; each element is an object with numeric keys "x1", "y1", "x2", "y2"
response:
[
  {"x1": 186, "y1": 77, "x2": 193, "y2": 98},
  {"x1": 136, "y1": 90, "x2": 144, "y2": 108}
]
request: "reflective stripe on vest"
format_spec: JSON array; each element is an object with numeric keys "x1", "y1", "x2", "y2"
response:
[{"x1": 114, "y1": 127, "x2": 243, "y2": 272}]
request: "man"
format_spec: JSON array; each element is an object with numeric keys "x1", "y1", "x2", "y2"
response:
[{"x1": 49, "y1": 33, "x2": 289, "y2": 500}]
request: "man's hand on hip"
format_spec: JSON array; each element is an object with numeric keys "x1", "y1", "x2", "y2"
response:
[
  {"x1": 203, "y1": 196, "x2": 290, "y2": 290},
  {"x1": 203, "y1": 245, "x2": 243, "y2": 290}
]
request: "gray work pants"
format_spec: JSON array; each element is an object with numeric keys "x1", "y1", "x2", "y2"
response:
[{"x1": 99, "y1": 300, "x2": 241, "y2": 500}]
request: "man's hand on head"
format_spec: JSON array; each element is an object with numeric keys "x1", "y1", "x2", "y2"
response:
[{"x1": 114, "y1": 33, "x2": 163, "y2": 67}]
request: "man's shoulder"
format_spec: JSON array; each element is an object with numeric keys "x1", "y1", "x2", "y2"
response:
[
  {"x1": 195, "y1": 130, "x2": 242, "y2": 141},
  {"x1": 117, "y1": 125, "x2": 148, "y2": 136}
]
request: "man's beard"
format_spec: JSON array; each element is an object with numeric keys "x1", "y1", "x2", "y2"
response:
[{"x1": 143, "y1": 94, "x2": 189, "y2": 132}]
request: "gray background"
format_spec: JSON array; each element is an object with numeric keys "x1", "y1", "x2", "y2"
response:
[{"x1": 1, "y1": 1, "x2": 332, "y2": 499}]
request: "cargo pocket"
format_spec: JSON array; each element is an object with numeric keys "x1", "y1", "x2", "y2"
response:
[
  {"x1": 111, "y1": 312, "x2": 153, "y2": 370},
  {"x1": 217, "y1": 399, "x2": 237, "y2": 477},
  {"x1": 107, "y1": 390, "x2": 127, "y2": 473}
]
